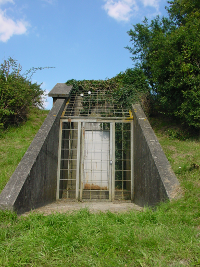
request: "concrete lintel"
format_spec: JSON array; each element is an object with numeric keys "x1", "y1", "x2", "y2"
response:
[{"x1": 132, "y1": 104, "x2": 181, "y2": 206}]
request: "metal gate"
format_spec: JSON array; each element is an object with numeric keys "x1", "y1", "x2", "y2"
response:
[
  {"x1": 56, "y1": 90, "x2": 133, "y2": 201},
  {"x1": 57, "y1": 119, "x2": 133, "y2": 201}
]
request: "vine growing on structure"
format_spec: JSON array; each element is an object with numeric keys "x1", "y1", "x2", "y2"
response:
[{"x1": 66, "y1": 67, "x2": 150, "y2": 113}]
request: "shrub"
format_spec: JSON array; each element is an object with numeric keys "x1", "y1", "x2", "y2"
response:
[{"x1": 0, "y1": 58, "x2": 44, "y2": 127}]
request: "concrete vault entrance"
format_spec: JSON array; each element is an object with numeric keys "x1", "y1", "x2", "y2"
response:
[
  {"x1": 0, "y1": 83, "x2": 181, "y2": 214},
  {"x1": 57, "y1": 90, "x2": 133, "y2": 202}
]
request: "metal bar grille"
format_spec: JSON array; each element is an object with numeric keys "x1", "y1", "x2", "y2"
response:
[
  {"x1": 62, "y1": 91, "x2": 131, "y2": 119},
  {"x1": 115, "y1": 123, "x2": 131, "y2": 201},
  {"x1": 58, "y1": 121, "x2": 78, "y2": 200}
]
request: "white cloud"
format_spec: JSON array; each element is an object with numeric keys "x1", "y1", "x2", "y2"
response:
[
  {"x1": 103, "y1": 0, "x2": 161, "y2": 21},
  {"x1": 141, "y1": 0, "x2": 159, "y2": 9},
  {"x1": 0, "y1": 9, "x2": 28, "y2": 42},
  {"x1": 103, "y1": 0, "x2": 138, "y2": 22},
  {"x1": 0, "y1": 0, "x2": 14, "y2": 5}
]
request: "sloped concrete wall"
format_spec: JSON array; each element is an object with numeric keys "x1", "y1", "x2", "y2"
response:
[
  {"x1": 0, "y1": 99, "x2": 66, "y2": 214},
  {"x1": 132, "y1": 104, "x2": 180, "y2": 207}
]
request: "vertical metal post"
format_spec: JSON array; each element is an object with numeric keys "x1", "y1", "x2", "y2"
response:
[
  {"x1": 109, "y1": 123, "x2": 112, "y2": 201},
  {"x1": 80, "y1": 124, "x2": 85, "y2": 201},
  {"x1": 56, "y1": 120, "x2": 63, "y2": 200},
  {"x1": 111, "y1": 122, "x2": 115, "y2": 201},
  {"x1": 122, "y1": 123, "x2": 124, "y2": 198},
  {"x1": 131, "y1": 121, "x2": 134, "y2": 202},
  {"x1": 76, "y1": 121, "x2": 81, "y2": 200},
  {"x1": 66, "y1": 122, "x2": 71, "y2": 199}
]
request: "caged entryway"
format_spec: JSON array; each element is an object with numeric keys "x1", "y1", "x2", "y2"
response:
[
  {"x1": 57, "y1": 90, "x2": 134, "y2": 202},
  {"x1": 0, "y1": 82, "x2": 180, "y2": 213}
]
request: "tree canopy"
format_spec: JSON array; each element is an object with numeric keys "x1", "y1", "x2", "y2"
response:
[{"x1": 126, "y1": 0, "x2": 200, "y2": 128}]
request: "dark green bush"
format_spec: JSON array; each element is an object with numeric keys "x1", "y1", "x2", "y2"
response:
[
  {"x1": 0, "y1": 58, "x2": 44, "y2": 127},
  {"x1": 126, "y1": 0, "x2": 200, "y2": 129}
]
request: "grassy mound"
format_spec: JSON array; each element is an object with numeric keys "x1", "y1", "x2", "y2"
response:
[{"x1": 0, "y1": 108, "x2": 49, "y2": 193}]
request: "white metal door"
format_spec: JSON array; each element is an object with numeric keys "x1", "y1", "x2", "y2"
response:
[{"x1": 82, "y1": 130, "x2": 110, "y2": 199}]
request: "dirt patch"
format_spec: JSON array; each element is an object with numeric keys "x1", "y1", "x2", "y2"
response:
[
  {"x1": 22, "y1": 200, "x2": 143, "y2": 216},
  {"x1": 167, "y1": 145, "x2": 177, "y2": 152}
]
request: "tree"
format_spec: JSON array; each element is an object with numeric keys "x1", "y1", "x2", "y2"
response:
[
  {"x1": 0, "y1": 58, "x2": 44, "y2": 127},
  {"x1": 126, "y1": 0, "x2": 200, "y2": 128},
  {"x1": 167, "y1": 0, "x2": 200, "y2": 26}
]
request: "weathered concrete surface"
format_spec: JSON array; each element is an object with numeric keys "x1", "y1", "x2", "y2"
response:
[
  {"x1": 49, "y1": 83, "x2": 72, "y2": 104},
  {"x1": 21, "y1": 200, "x2": 142, "y2": 216},
  {"x1": 132, "y1": 104, "x2": 180, "y2": 207},
  {"x1": 0, "y1": 99, "x2": 66, "y2": 214}
]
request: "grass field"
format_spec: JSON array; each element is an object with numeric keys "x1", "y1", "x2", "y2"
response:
[{"x1": 0, "y1": 111, "x2": 200, "y2": 266}]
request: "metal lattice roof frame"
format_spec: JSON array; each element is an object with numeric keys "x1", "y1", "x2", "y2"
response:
[{"x1": 61, "y1": 90, "x2": 133, "y2": 121}]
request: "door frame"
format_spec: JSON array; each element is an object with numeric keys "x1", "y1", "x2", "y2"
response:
[
  {"x1": 57, "y1": 118, "x2": 133, "y2": 202},
  {"x1": 80, "y1": 122, "x2": 113, "y2": 201}
]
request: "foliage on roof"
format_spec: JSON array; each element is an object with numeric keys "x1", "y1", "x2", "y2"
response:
[{"x1": 66, "y1": 68, "x2": 150, "y2": 113}]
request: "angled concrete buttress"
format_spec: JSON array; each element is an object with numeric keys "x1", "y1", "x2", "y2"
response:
[
  {"x1": 132, "y1": 104, "x2": 181, "y2": 206},
  {"x1": 0, "y1": 83, "x2": 72, "y2": 214}
]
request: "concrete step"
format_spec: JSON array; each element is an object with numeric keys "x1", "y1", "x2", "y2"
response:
[{"x1": 61, "y1": 189, "x2": 131, "y2": 200}]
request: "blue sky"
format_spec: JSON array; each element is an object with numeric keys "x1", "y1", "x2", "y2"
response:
[{"x1": 0, "y1": 0, "x2": 169, "y2": 109}]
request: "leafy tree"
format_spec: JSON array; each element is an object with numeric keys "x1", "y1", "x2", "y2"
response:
[
  {"x1": 112, "y1": 68, "x2": 150, "y2": 112},
  {"x1": 167, "y1": 0, "x2": 200, "y2": 26},
  {"x1": 0, "y1": 58, "x2": 45, "y2": 127},
  {"x1": 126, "y1": 0, "x2": 200, "y2": 128}
]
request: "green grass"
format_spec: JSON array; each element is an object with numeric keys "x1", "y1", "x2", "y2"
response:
[
  {"x1": 0, "y1": 108, "x2": 49, "y2": 193},
  {"x1": 0, "y1": 114, "x2": 200, "y2": 266}
]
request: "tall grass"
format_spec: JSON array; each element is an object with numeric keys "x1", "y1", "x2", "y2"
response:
[{"x1": 0, "y1": 114, "x2": 200, "y2": 266}]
